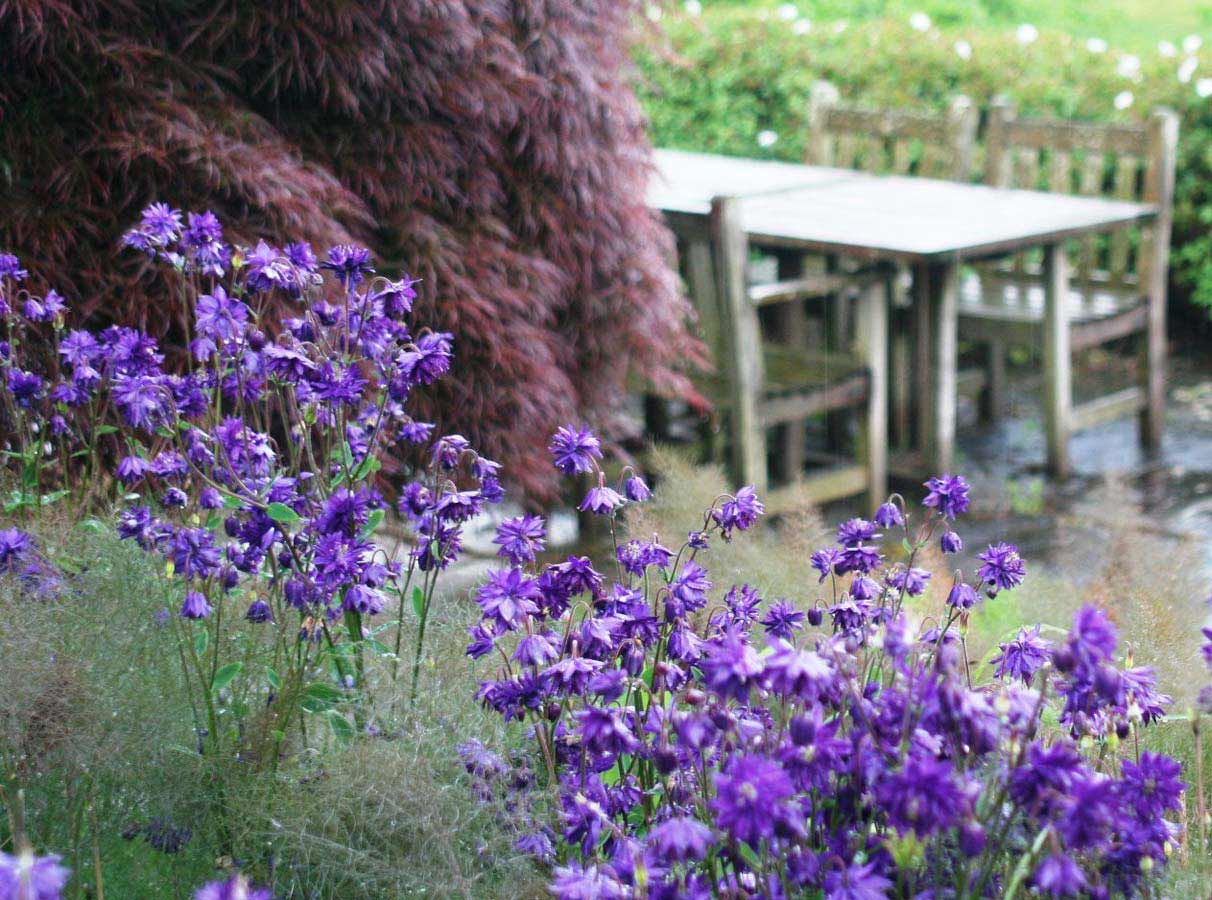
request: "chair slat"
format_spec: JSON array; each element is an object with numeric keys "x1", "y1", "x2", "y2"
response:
[{"x1": 1108, "y1": 155, "x2": 1140, "y2": 285}]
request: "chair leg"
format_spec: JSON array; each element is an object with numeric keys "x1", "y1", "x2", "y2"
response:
[
  {"x1": 1042, "y1": 243, "x2": 1072, "y2": 477},
  {"x1": 824, "y1": 255, "x2": 849, "y2": 452},
  {"x1": 980, "y1": 338, "x2": 1007, "y2": 422},
  {"x1": 855, "y1": 275, "x2": 889, "y2": 512},
  {"x1": 890, "y1": 315, "x2": 911, "y2": 450},
  {"x1": 1140, "y1": 279, "x2": 1166, "y2": 452},
  {"x1": 773, "y1": 253, "x2": 808, "y2": 484}
]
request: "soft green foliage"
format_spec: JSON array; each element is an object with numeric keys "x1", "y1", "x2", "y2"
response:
[
  {"x1": 635, "y1": 5, "x2": 1212, "y2": 312},
  {"x1": 0, "y1": 518, "x2": 544, "y2": 898}
]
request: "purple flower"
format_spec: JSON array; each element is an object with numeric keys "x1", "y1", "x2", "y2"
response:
[
  {"x1": 181, "y1": 590, "x2": 212, "y2": 620},
  {"x1": 0, "y1": 849, "x2": 70, "y2": 900},
  {"x1": 320, "y1": 244, "x2": 374, "y2": 288},
  {"x1": 761, "y1": 598, "x2": 805, "y2": 640},
  {"x1": 245, "y1": 599, "x2": 273, "y2": 623},
  {"x1": 946, "y1": 582, "x2": 979, "y2": 610},
  {"x1": 0, "y1": 253, "x2": 29, "y2": 281},
  {"x1": 941, "y1": 530, "x2": 963, "y2": 553},
  {"x1": 116, "y1": 455, "x2": 151, "y2": 485},
  {"x1": 646, "y1": 816, "x2": 714, "y2": 864},
  {"x1": 0, "y1": 528, "x2": 33, "y2": 573},
  {"x1": 548, "y1": 425, "x2": 602, "y2": 476},
  {"x1": 170, "y1": 528, "x2": 221, "y2": 579},
  {"x1": 700, "y1": 633, "x2": 763, "y2": 703},
  {"x1": 888, "y1": 566, "x2": 931, "y2": 596},
  {"x1": 822, "y1": 860, "x2": 893, "y2": 900},
  {"x1": 877, "y1": 754, "x2": 970, "y2": 836},
  {"x1": 194, "y1": 874, "x2": 273, "y2": 900},
  {"x1": 475, "y1": 568, "x2": 541, "y2": 631},
  {"x1": 710, "y1": 755, "x2": 798, "y2": 847},
  {"x1": 6, "y1": 369, "x2": 44, "y2": 406},
  {"x1": 195, "y1": 286, "x2": 248, "y2": 343},
  {"x1": 873, "y1": 501, "x2": 904, "y2": 529},
  {"x1": 712, "y1": 485, "x2": 764, "y2": 538},
  {"x1": 1119, "y1": 752, "x2": 1184, "y2": 820},
  {"x1": 1202, "y1": 626, "x2": 1212, "y2": 671},
  {"x1": 763, "y1": 640, "x2": 833, "y2": 699},
  {"x1": 493, "y1": 515, "x2": 546, "y2": 565},
  {"x1": 1033, "y1": 854, "x2": 1087, "y2": 896},
  {"x1": 577, "y1": 706, "x2": 640, "y2": 754},
  {"x1": 978, "y1": 542, "x2": 1026, "y2": 593},
  {"x1": 922, "y1": 473, "x2": 970, "y2": 519},
  {"x1": 992, "y1": 625, "x2": 1051, "y2": 683},
  {"x1": 579, "y1": 485, "x2": 624, "y2": 516},
  {"x1": 124, "y1": 202, "x2": 182, "y2": 250},
  {"x1": 811, "y1": 548, "x2": 841, "y2": 582},
  {"x1": 623, "y1": 474, "x2": 651, "y2": 502},
  {"x1": 836, "y1": 517, "x2": 878, "y2": 546},
  {"x1": 549, "y1": 862, "x2": 627, "y2": 900}
]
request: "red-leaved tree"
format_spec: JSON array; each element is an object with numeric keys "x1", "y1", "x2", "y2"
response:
[{"x1": 0, "y1": 1, "x2": 702, "y2": 501}]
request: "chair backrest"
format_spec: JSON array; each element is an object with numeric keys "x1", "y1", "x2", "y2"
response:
[
  {"x1": 983, "y1": 98, "x2": 1178, "y2": 292},
  {"x1": 805, "y1": 81, "x2": 978, "y2": 182}
]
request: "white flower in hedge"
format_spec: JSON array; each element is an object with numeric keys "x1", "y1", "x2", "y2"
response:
[
  {"x1": 909, "y1": 12, "x2": 931, "y2": 32},
  {"x1": 1114, "y1": 90, "x2": 1134, "y2": 110},
  {"x1": 1184, "y1": 34, "x2": 1203, "y2": 54},
  {"x1": 1016, "y1": 24, "x2": 1038, "y2": 45},
  {"x1": 757, "y1": 130, "x2": 779, "y2": 148},
  {"x1": 832, "y1": 20, "x2": 848, "y2": 34},
  {"x1": 1197, "y1": 78, "x2": 1212, "y2": 98},
  {"x1": 792, "y1": 18, "x2": 811, "y2": 36},
  {"x1": 777, "y1": 3, "x2": 798, "y2": 21},
  {"x1": 1086, "y1": 37, "x2": 1108, "y2": 54},
  {"x1": 1179, "y1": 57, "x2": 1199, "y2": 83},
  {"x1": 1116, "y1": 54, "x2": 1141, "y2": 78},
  {"x1": 645, "y1": 4, "x2": 661, "y2": 22},
  {"x1": 954, "y1": 40, "x2": 972, "y2": 61},
  {"x1": 1158, "y1": 40, "x2": 1178, "y2": 58},
  {"x1": 683, "y1": 0, "x2": 702, "y2": 16}
]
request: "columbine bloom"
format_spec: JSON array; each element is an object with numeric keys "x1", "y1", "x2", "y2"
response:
[
  {"x1": 922, "y1": 474, "x2": 970, "y2": 519},
  {"x1": 181, "y1": 590, "x2": 212, "y2": 620},
  {"x1": 1033, "y1": 853, "x2": 1087, "y2": 896},
  {"x1": 493, "y1": 515, "x2": 546, "y2": 565},
  {"x1": 194, "y1": 874, "x2": 273, "y2": 900},
  {"x1": 579, "y1": 485, "x2": 624, "y2": 516},
  {"x1": 947, "y1": 582, "x2": 978, "y2": 609},
  {"x1": 978, "y1": 542, "x2": 1026, "y2": 593},
  {"x1": 623, "y1": 474, "x2": 651, "y2": 502},
  {"x1": 0, "y1": 528, "x2": 33, "y2": 573},
  {"x1": 873, "y1": 501, "x2": 903, "y2": 528},
  {"x1": 712, "y1": 485, "x2": 764, "y2": 538},
  {"x1": 646, "y1": 816, "x2": 714, "y2": 864},
  {"x1": 941, "y1": 530, "x2": 963, "y2": 553},
  {"x1": 548, "y1": 425, "x2": 602, "y2": 475},
  {"x1": 711, "y1": 755, "x2": 798, "y2": 847},
  {"x1": 0, "y1": 848, "x2": 70, "y2": 899},
  {"x1": 993, "y1": 625, "x2": 1051, "y2": 683}
]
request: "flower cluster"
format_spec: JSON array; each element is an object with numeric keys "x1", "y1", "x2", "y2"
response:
[
  {"x1": 0, "y1": 847, "x2": 69, "y2": 899},
  {"x1": 472, "y1": 450, "x2": 1182, "y2": 898},
  {"x1": 3, "y1": 206, "x2": 496, "y2": 761}
]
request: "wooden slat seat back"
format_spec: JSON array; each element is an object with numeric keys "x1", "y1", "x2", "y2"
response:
[
  {"x1": 977, "y1": 98, "x2": 1177, "y2": 304},
  {"x1": 806, "y1": 81, "x2": 978, "y2": 182}
]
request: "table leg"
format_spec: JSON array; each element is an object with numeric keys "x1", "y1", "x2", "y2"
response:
[
  {"x1": 925, "y1": 260, "x2": 959, "y2": 474},
  {"x1": 912, "y1": 263, "x2": 932, "y2": 452},
  {"x1": 855, "y1": 273, "x2": 889, "y2": 511},
  {"x1": 1042, "y1": 242, "x2": 1072, "y2": 477}
]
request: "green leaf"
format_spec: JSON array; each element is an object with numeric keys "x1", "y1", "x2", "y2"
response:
[
  {"x1": 266, "y1": 502, "x2": 301, "y2": 524},
  {"x1": 360, "y1": 507, "x2": 385, "y2": 538},
  {"x1": 223, "y1": 494, "x2": 243, "y2": 510},
  {"x1": 352, "y1": 454, "x2": 382, "y2": 482},
  {"x1": 212, "y1": 662, "x2": 243, "y2": 694},
  {"x1": 411, "y1": 586, "x2": 425, "y2": 619},
  {"x1": 326, "y1": 710, "x2": 355, "y2": 744},
  {"x1": 193, "y1": 629, "x2": 209, "y2": 657},
  {"x1": 266, "y1": 667, "x2": 282, "y2": 691},
  {"x1": 40, "y1": 490, "x2": 69, "y2": 506},
  {"x1": 303, "y1": 682, "x2": 344, "y2": 703},
  {"x1": 94, "y1": 424, "x2": 119, "y2": 436}
]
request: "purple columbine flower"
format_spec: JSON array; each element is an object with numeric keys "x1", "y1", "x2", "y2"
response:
[
  {"x1": 181, "y1": 590, "x2": 212, "y2": 620},
  {"x1": 6, "y1": 369, "x2": 44, "y2": 406},
  {"x1": 923, "y1": 473, "x2": 970, "y2": 520},
  {"x1": 548, "y1": 862, "x2": 626, "y2": 900},
  {"x1": 822, "y1": 861, "x2": 893, "y2": 899},
  {"x1": 836, "y1": 517, "x2": 879, "y2": 546},
  {"x1": 548, "y1": 424, "x2": 602, "y2": 475},
  {"x1": 245, "y1": 599, "x2": 273, "y2": 623},
  {"x1": 811, "y1": 548, "x2": 841, "y2": 582},
  {"x1": 493, "y1": 515, "x2": 546, "y2": 565},
  {"x1": 579, "y1": 485, "x2": 624, "y2": 517},
  {"x1": 623, "y1": 474, "x2": 651, "y2": 502},
  {"x1": 712, "y1": 485, "x2": 764, "y2": 539},
  {"x1": 761, "y1": 599, "x2": 805, "y2": 640},
  {"x1": 993, "y1": 625, "x2": 1051, "y2": 684},
  {"x1": 0, "y1": 528, "x2": 33, "y2": 573},
  {"x1": 941, "y1": 530, "x2": 963, "y2": 553},
  {"x1": 710, "y1": 755, "x2": 797, "y2": 847},
  {"x1": 0, "y1": 848, "x2": 70, "y2": 899},
  {"x1": 645, "y1": 816, "x2": 714, "y2": 864},
  {"x1": 0, "y1": 252, "x2": 29, "y2": 281},
  {"x1": 194, "y1": 873, "x2": 273, "y2": 900},
  {"x1": 1033, "y1": 853, "x2": 1087, "y2": 896},
  {"x1": 320, "y1": 243, "x2": 374, "y2": 289},
  {"x1": 888, "y1": 566, "x2": 931, "y2": 596},
  {"x1": 475, "y1": 568, "x2": 541, "y2": 631},
  {"x1": 874, "y1": 501, "x2": 904, "y2": 528},
  {"x1": 947, "y1": 582, "x2": 979, "y2": 609},
  {"x1": 978, "y1": 542, "x2": 1026, "y2": 594}
]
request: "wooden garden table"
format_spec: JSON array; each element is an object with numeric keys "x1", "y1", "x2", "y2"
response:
[{"x1": 650, "y1": 149, "x2": 1158, "y2": 476}]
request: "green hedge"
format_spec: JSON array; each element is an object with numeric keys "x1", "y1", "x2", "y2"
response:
[{"x1": 635, "y1": 9, "x2": 1212, "y2": 316}]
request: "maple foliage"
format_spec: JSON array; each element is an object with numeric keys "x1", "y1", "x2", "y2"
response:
[{"x1": 0, "y1": 0, "x2": 703, "y2": 500}]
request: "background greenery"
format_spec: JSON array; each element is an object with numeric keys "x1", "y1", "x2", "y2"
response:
[{"x1": 634, "y1": 0, "x2": 1212, "y2": 318}]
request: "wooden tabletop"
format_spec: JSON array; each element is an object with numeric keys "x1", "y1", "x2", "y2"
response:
[{"x1": 651, "y1": 148, "x2": 1158, "y2": 262}]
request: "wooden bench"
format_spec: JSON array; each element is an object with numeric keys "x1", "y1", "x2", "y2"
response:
[{"x1": 960, "y1": 99, "x2": 1178, "y2": 448}]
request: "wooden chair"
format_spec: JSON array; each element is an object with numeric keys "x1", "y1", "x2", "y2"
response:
[
  {"x1": 805, "y1": 80, "x2": 978, "y2": 181},
  {"x1": 805, "y1": 81, "x2": 978, "y2": 452},
  {"x1": 684, "y1": 195, "x2": 889, "y2": 512},
  {"x1": 960, "y1": 99, "x2": 1178, "y2": 453}
]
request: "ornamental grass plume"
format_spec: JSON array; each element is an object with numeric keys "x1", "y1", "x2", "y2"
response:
[{"x1": 470, "y1": 441, "x2": 1186, "y2": 898}]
